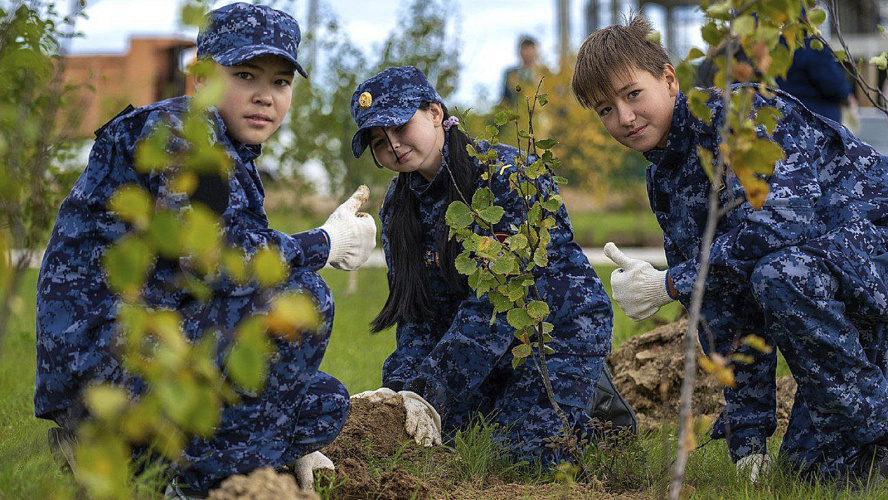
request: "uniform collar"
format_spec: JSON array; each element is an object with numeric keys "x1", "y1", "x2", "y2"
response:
[
  {"x1": 207, "y1": 105, "x2": 263, "y2": 164},
  {"x1": 407, "y1": 133, "x2": 450, "y2": 205},
  {"x1": 643, "y1": 91, "x2": 693, "y2": 169}
]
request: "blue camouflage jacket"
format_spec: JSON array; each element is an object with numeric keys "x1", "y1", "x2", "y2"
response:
[
  {"x1": 35, "y1": 96, "x2": 330, "y2": 419},
  {"x1": 379, "y1": 141, "x2": 612, "y2": 426},
  {"x1": 646, "y1": 86, "x2": 888, "y2": 455},
  {"x1": 647, "y1": 86, "x2": 888, "y2": 303}
]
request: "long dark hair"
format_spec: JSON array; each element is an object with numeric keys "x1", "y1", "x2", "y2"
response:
[{"x1": 371, "y1": 102, "x2": 478, "y2": 333}]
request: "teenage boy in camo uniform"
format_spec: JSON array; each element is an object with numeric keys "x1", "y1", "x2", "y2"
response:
[
  {"x1": 572, "y1": 16, "x2": 888, "y2": 482},
  {"x1": 35, "y1": 3, "x2": 376, "y2": 496}
]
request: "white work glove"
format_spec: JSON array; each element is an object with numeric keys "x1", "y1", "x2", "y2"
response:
[
  {"x1": 603, "y1": 242, "x2": 674, "y2": 321},
  {"x1": 399, "y1": 390, "x2": 442, "y2": 447},
  {"x1": 319, "y1": 185, "x2": 377, "y2": 271},
  {"x1": 292, "y1": 451, "x2": 334, "y2": 490},
  {"x1": 736, "y1": 453, "x2": 771, "y2": 483},
  {"x1": 350, "y1": 387, "x2": 398, "y2": 402},
  {"x1": 351, "y1": 388, "x2": 442, "y2": 447}
]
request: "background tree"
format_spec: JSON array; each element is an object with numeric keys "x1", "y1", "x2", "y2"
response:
[{"x1": 0, "y1": 1, "x2": 79, "y2": 356}]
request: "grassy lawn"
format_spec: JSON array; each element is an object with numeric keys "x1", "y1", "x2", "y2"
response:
[{"x1": 0, "y1": 266, "x2": 866, "y2": 499}]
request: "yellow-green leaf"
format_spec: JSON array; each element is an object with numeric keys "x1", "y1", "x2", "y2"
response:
[
  {"x1": 251, "y1": 246, "x2": 288, "y2": 287},
  {"x1": 108, "y1": 184, "x2": 153, "y2": 229},
  {"x1": 512, "y1": 343, "x2": 532, "y2": 359},
  {"x1": 527, "y1": 300, "x2": 550, "y2": 320},
  {"x1": 265, "y1": 292, "x2": 321, "y2": 341}
]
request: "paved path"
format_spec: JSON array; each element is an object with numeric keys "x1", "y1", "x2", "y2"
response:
[{"x1": 12, "y1": 246, "x2": 668, "y2": 270}]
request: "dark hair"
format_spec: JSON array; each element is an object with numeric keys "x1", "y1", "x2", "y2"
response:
[
  {"x1": 371, "y1": 102, "x2": 477, "y2": 333},
  {"x1": 572, "y1": 15, "x2": 670, "y2": 109}
]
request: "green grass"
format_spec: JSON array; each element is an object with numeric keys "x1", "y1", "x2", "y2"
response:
[{"x1": 0, "y1": 266, "x2": 864, "y2": 499}]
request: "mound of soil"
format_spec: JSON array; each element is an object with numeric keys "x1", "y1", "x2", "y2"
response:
[
  {"x1": 608, "y1": 319, "x2": 797, "y2": 430},
  {"x1": 206, "y1": 467, "x2": 319, "y2": 500},
  {"x1": 321, "y1": 396, "x2": 433, "y2": 500}
]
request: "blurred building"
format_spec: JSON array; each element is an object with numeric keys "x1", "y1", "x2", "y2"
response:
[{"x1": 60, "y1": 37, "x2": 195, "y2": 139}]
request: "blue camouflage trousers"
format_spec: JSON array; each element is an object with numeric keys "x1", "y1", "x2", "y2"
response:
[
  {"x1": 173, "y1": 267, "x2": 348, "y2": 493},
  {"x1": 440, "y1": 321, "x2": 608, "y2": 466},
  {"x1": 702, "y1": 224, "x2": 888, "y2": 477}
]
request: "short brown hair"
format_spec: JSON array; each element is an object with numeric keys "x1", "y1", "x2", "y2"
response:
[{"x1": 572, "y1": 16, "x2": 670, "y2": 109}]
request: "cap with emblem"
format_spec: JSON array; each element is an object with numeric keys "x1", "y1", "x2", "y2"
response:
[
  {"x1": 197, "y1": 2, "x2": 308, "y2": 78},
  {"x1": 350, "y1": 66, "x2": 444, "y2": 158}
]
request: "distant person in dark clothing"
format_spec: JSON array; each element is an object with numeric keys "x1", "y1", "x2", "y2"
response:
[
  {"x1": 777, "y1": 37, "x2": 854, "y2": 123},
  {"x1": 500, "y1": 35, "x2": 547, "y2": 106}
]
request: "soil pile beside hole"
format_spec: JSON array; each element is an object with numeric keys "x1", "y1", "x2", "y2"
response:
[
  {"x1": 323, "y1": 396, "x2": 411, "y2": 460},
  {"x1": 608, "y1": 319, "x2": 796, "y2": 430},
  {"x1": 321, "y1": 396, "x2": 431, "y2": 499},
  {"x1": 206, "y1": 467, "x2": 318, "y2": 500}
]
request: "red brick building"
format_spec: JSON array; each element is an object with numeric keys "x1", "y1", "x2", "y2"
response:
[{"x1": 60, "y1": 37, "x2": 195, "y2": 138}]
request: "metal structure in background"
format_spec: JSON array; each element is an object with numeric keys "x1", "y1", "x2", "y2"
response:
[
  {"x1": 582, "y1": 0, "x2": 888, "y2": 58},
  {"x1": 583, "y1": 0, "x2": 699, "y2": 56}
]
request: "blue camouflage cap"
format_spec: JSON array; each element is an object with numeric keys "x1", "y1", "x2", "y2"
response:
[
  {"x1": 197, "y1": 2, "x2": 308, "y2": 78},
  {"x1": 350, "y1": 66, "x2": 444, "y2": 158}
]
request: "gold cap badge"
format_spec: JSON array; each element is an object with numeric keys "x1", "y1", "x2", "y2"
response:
[{"x1": 359, "y1": 92, "x2": 372, "y2": 109}]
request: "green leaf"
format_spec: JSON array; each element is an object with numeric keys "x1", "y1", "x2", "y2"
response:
[
  {"x1": 491, "y1": 255, "x2": 517, "y2": 275},
  {"x1": 455, "y1": 253, "x2": 477, "y2": 275},
  {"x1": 701, "y1": 21, "x2": 724, "y2": 46},
  {"x1": 84, "y1": 385, "x2": 129, "y2": 420},
  {"x1": 506, "y1": 233, "x2": 528, "y2": 250},
  {"x1": 538, "y1": 93, "x2": 549, "y2": 106},
  {"x1": 688, "y1": 89, "x2": 713, "y2": 125},
  {"x1": 472, "y1": 187, "x2": 493, "y2": 209},
  {"x1": 754, "y1": 106, "x2": 783, "y2": 136},
  {"x1": 478, "y1": 205, "x2": 505, "y2": 224},
  {"x1": 553, "y1": 176, "x2": 568, "y2": 184},
  {"x1": 512, "y1": 343, "x2": 532, "y2": 359},
  {"x1": 494, "y1": 111, "x2": 509, "y2": 126},
  {"x1": 542, "y1": 322, "x2": 554, "y2": 335},
  {"x1": 646, "y1": 31, "x2": 662, "y2": 45},
  {"x1": 808, "y1": 8, "x2": 827, "y2": 26},
  {"x1": 265, "y1": 292, "x2": 321, "y2": 340},
  {"x1": 870, "y1": 52, "x2": 888, "y2": 70},
  {"x1": 507, "y1": 308, "x2": 534, "y2": 330},
  {"x1": 225, "y1": 318, "x2": 272, "y2": 393},
  {"x1": 108, "y1": 184, "x2": 153, "y2": 228},
  {"x1": 697, "y1": 146, "x2": 717, "y2": 186},
  {"x1": 148, "y1": 210, "x2": 183, "y2": 259},
  {"x1": 533, "y1": 247, "x2": 548, "y2": 267},
  {"x1": 534, "y1": 139, "x2": 557, "y2": 150},
  {"x1": 466, "y1": 143, "x2": 477, "y2": 157},
  {"x1": 511, "y1": 356, "x2": 527, "y2": 369},
  {"x1": 485, "y1": 125, "x2": 499, "y2": 137},
  {"x1": 527, "y1": 300, "x2": 550, "y2": 320},
  {"x1": 835, "y1": 50, "x2": 846, "y2": 62},
  {"x1": 445, "y1": 201, "x2": 473, "y2": 229},
  {"x1": 768, "y1": 44, "x2": 793, "y2": 79},
  {"x1": 686, "y1": 47, "x2": 706, "y2": 61},
  {"x1": 489, "y1": 290, "x2": 512, "y2": 313},
  {"x1": 541, "y1": 194, "x2": 563, "y2": 212},
  {"x1": 732, "y1": 15, "x2": 756, "y2": 37},
  {"x1": 103, "y1": 235, "x2": 155, "y2": 299},
  {"x1": 221, "y1": 247, "x2": 249, "y2": 284},
  {"x1": 251, "y1": 246, "x2": 288, "y2": 287},
  {"x1": 810, "y1": 38, "x2": 823, "y2": 51}
]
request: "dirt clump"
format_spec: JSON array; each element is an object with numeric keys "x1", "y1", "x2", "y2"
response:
[
  {"x1": 323, "y1": 396, "x2": 411, "y2": 460},
  {"x1": 321, "y1": 396, "x2": 432, "y2": 499},
  {"x1": 206, "y1": 467, "x2": 318, "y2": 500},
  {"x1": 608, "y1": 318, "x2": 796, "y2": 430}
]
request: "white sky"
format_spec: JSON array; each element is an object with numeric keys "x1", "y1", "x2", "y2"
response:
[{"x1": 66, "y1": 0, "x2": 687, "y2": 108}]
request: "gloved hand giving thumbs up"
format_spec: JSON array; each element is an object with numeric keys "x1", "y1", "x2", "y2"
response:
[
  {"x1": 603, "y1": 242, "x2": 675, "y2": 321},
  {"x1": 320, "y1": 185, "x2": 377, "y2": 270}
]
